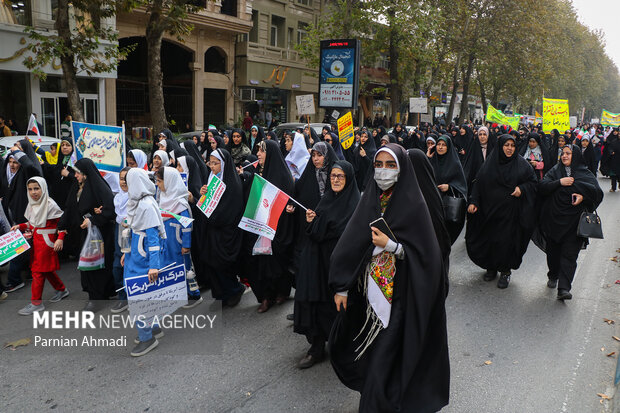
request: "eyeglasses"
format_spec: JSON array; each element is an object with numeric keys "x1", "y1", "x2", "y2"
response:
[
  {"x1": 330, "y1": 173, "x2": 345, "y2": 181},
  {"x1": 325, "y1": 139, "x2": 332, "y2": 143}
]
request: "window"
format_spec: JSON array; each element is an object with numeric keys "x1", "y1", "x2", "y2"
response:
[
  {"x1": 0, "y1": 0, "x2": 31, "y2": 25},
  {"x1": 270, "y1": 25, "x2": 277, "y2": 47},
  {"x1": 287, "y1": 27, "x2": 294, "y2": 49},
  {"x1": 204, "y1": 47, "x2": 226, "y2": 74},
  {"x1": 220, "y1": 0, "x2": 237, "y2": 18},
  {"x1": 297, "y1": 22, "x2": 308, "y2": 45},
  {"x1": 297, "y1": 0, "x2": 311, "y2": 6},
  {"x1": 249, "y1": 10, "x2": 258, "y2": 42}
]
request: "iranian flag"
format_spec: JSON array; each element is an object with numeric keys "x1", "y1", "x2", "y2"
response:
[
  {"x1": 27, "y1": 114, "x2": 42, "y2": 142},
  {"x1": 238, "y1": 174, "x2": 290, "y2": 240}
]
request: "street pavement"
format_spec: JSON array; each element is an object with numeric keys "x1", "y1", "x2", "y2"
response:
[{"x1": 1, "y1": 176, "x2": 619, "y2": 413}]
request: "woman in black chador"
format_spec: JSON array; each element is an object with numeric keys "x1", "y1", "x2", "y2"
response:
[
  {"x1": 58, "y1": 158, "x2": 116, "y2": 310},
  {"x1": 465, "y1": 134, "x2": 538, "y2": 289},
  {"x1": 328, "y1": 143, "x2": 449, "y2": 413},
  {"x1": 537, "y1": 144, "x2": 603, "y2": 300},
  {"x1": 294, "y1": 160, "x2": 360, "y2": 369},
  {"x1": 427, "y1": 135, "x2": 467, "y2": 244}
]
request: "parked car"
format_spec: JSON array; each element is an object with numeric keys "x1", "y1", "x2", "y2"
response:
[
  {"x1": 0, "y1": 136, "x2": 61, "y2": 156},
  {"x1": 387, "y1": 126, "x2": 416, "y2": 134},
  {"x1": 272, "y1": 123, "x2": 329, "y2": 141}
]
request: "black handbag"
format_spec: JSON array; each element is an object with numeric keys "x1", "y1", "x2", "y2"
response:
[
  {"x1": 442, "y1": 189, "x2": 466, "y2": 224},
  {"x1": 577, "y1": 210, "x2": 603, "y2": 239}
]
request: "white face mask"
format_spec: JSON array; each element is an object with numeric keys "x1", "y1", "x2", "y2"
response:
[{"x1": 374, "y1": 168, "x2": 399, "y2": 191}]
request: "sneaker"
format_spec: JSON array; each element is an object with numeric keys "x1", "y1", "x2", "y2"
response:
[
  {"x1": 18, "y1": 303, "x2": 45, "y2": 315},
  {"x1": 557, "y1": 289, "x2": 572, "y2": 300},
  {"x1": 5, "y1": 282, "x2": 25, "y2": 293},
  {"x1": 134, "y1": 326, "x2": 164, "y2": 344},
  {"x1": 497, "y1": 272, "x2": 511, "y2": 289},
  {"x1": 49, "y1": 289, "x2": 69, "y2": 303},
  {"x1": 130, "y1": 338, "x2": 159, "y2": 357},
  {"x1": 182, "y1": 295, "x2": 203, "y2": 309},
  {"x1": 547, "y1": 279, "x2": 558, "y2": 289},
  {"x1": 483, "y1": 270, "x2": 497, "y2": 281},
  {"x1": 0, "y1": 291, "x2": 7, "y2": 301},
  {"x1": 110, "y1": 300, "x2": 128, "y2": 314}
]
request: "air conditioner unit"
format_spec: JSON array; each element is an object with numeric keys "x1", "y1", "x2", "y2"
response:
[{"x1": 240, "y1": 88, "x2": 256, "y2": 102}]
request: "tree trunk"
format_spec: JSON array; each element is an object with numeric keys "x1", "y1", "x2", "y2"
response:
[
  {"x1": 56, "y1": 0, "x2": 84, "y2": 122},
  {"x1": 146, "y1": 1, "x2": 167, "y2": 133},
  {"x1": 446, "y1": 56, "x2": 461, "y2": 124},
  {"x1": 478, "y1": 71, "x2": 487, "y2": 120},
  {"x1": 388, "y1": 7, "x2": 400, "y2": 126},
  {"x1": 457, "y1": 52, "x2": 475, "y2": 124}
]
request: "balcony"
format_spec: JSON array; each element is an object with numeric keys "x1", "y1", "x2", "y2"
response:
[{"x1": 238, "y1": 41, "x2": 314, "y2": 70}]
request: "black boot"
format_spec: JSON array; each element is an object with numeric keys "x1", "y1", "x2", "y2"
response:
[
  {"x1": 483, "y1": 270, "x2": 497, "y2": 281},
  {"x1": 497, "y1": 271, "x2": 511, "y2": 289}
]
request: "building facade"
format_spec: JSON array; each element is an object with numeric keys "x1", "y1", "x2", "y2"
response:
[
  {"x1": 0, "y1": 1, "x2": 111, "y2": 138},
  {"x1": 235, "y1": 0, "x2": 324, "y2": 126}
]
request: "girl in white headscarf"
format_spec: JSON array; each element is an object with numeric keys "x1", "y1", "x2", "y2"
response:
[
  {"x1": 14, "y1": 177, "x2": 68, "y2": 315},
  {"x1": 110, "y1": 167, "x2": 131, "y2": 313},
  {"x1": 155, "y1": 166, "x2": 202, "y2": 307},
  {"x1": 121, "y1": 168, "x2": 166, "y2": 357},
  {"x1": 151, "y1": 150, "x2": 170, "y2": 172}
]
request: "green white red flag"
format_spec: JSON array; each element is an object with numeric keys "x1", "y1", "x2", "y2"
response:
[{"x1": 238, "y1": 174, "x2": 290, "y2": 240}]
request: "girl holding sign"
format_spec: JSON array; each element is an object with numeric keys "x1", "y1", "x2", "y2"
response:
[
  {"x1": 155, "y1": 166, "x2": 202, "y2": 308},
  {"x1": 15, "y1": 177, "x2": 68, "y2": 315}
]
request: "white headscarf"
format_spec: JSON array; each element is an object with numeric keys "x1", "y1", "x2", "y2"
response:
[
  {"x1": 285, "y1": 133, "x2": 310, "y2": 179},
  {"x1": 24, "y1": 177, "x2": 63, "y2": 228},
  {"x1": 207, "y1": 149, "x2": 225, "y2": 184},
  {"x1": 113, "y1": 175, "x2": 128, "y2": 225},
  {"x1": 153, "y1": 150, "x2": 170, "y2": 167},
  {"x1": 177, "y1": 156, "x2": 189, "y2": 177},
  {"x1": 158, "y1": 167, "x2": 189, "y2": 214},
  {"x1": 159, "y1": 140, "x2": 168, "y2": 150},
  {"x1": 126, "y1": 168, "x2": 165, "y2": 236},
  {"x1": 129, "y1": 149, "x2": 148, "y2": 170},
  {"x1": 102, "y1": 172, "x2": 120, "y2": 195}
]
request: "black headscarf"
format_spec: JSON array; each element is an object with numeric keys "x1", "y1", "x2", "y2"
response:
[
  {"x1": 328, "y1": 143, "x2": 449, "y2": 412},
  {"x1": 351, "y1": 131, "x2": 377, "y2": 191},
  {"x1": 230, "y1": 128, "x2": 251, "y2": 167},
  {"x1": 538, "y1": 144, "x2": 603, "y2": 244},
  {"x1": 601, "y1": 128, "x2": 620, "y2": 176},
  {"x1": 453, "y1": 125, "x2": 473, "y2": 162},
  {"x1": 329, "y1": 132, "x2": 345, "y2": 160},
  {"x1": 295, "y1": 141, "x2": 338, "y2": 211},
  {"x1": 430, "y1": 135, "x2": 467, "y2": 198},
  {"x1": 579, "y1": 138, "x2": 597, "y2": 175},
  {"x1": 407, "y1": 148, "x2": 451, "y2": 292},
  {"x1": 267, "y1": 131, "x2": 278, "y2": 142},
  {"x1": 182, "y1": 140, "x2": 210, "y2": 185},
  {"x1": 0, "y1": 149, "x2": 41, "y2": 225},
  {"x1": 465, "y1": 135, "x2": 538, "y2": 271},
  {"x1": 18, "y1": 139, "x2": 43, "y2": 176},
  {"x1": 520, "y1": 132, "x2": 553, "y2": 177},
  {"x1": 258, "y1": 140, "x2": 294, "y2": 196},
  {"x1": 172, "y1": 148, "x2": 202, "y2": 199},
  {"x1": 249, "y1": 125, "x2": 265, "y2": 154},
  {"x1": 313, "y1": 160, "x2": 360, "y2": 235}
]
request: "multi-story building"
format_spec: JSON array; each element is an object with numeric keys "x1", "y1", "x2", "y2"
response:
[
  {"x1": 0, "y1": 1, "x2": 112, "y2": 137},
  {"x1": 112, "y1": 0, "x2": 253, "y2": 132},
  {"x1": 235, "y1": 0, "x2": 324, "y2": 126}
]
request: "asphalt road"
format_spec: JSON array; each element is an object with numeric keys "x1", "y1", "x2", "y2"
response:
[{"x1": 1, "y1": 176, "x2": 619, "y2": 413}]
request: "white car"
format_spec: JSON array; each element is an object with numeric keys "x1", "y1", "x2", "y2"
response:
[{"x1": 0, "y1": 135, "x2": 61, "y2": 156}]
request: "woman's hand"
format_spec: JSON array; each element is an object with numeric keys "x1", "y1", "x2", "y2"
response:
[
  {"x1": 560, "y1": 177, "x2": 575, "y2": 186},
  {"x1": 80, "y1": 218, "x2": 90, "y2": 229},
  {"x1": 371, "y1": 227, "x2": 389, "y2": 249},
  {"x1": 237, "y1": 166, "x2": 244, "y2": 175},
  {"x1": 286, "y1": 205, "x2": 295, "y2": 213},
  {"x1": 511, "y1": 186, "x2": 522, "y2": 197},
  {"x1": 571, "y1": 193, "x2": 584, "y2": 205},
  {"x1": 188, "y1": 191, "x2": 194, "y2": 203},
  {"x1": 468, "y1": 204, "x2": 478, "y2": 214},
  {"x1": 426, "y1": 147, "x2": 434, "y2": 158},
  {"x1": 148, "y1": 269, "x2": 159, "y2": 283},
  {"x1": 200, "y1": 185, "x2": 208, "y2": 196},
  {"x1": 53, "y1": 239, "x2": 63, "y2": 252},
  {"x1": 120, "y1": 253, "x2": 125, "y2": 267},
  {"x1": 93, "y1": 205, "x2": 103, "y2": 215},
  {"x1": 360, "y1": 147, "x2": 366, "y2": 158},
  {"x1": 181, "y1": 247, "x2": 191, "y2": 254},
  {"x1": 10, "y1": 225, "x2": 19, "y2": 232},
  {"x1": 306, "y1": 209, "x2": 316, "y2": 223},
  {"x1": 334, "y1": 294, "x2": 347, "y2": 312},
  {"x1": 60, "y1": 167, "x2": 70, "y2": 177},
  {"x1": 438, "y1": 184, "x2": 449, "y2": 192}
]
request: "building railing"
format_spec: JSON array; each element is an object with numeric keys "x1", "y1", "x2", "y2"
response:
[{"x1": 239, "y1": 41, "x2": 301, "y2": 64}]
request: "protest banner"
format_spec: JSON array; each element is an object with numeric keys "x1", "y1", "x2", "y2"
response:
[
  {"x1": 337, "y1": 112, "x2": 355, "y2": 150},
  {"x1": 542, "y1": 98, "x2": 570, "y2": 133},
  {"x1": 295, "y1": 95, "x2": 316, "y2": 115},
  {"x1": 485, "y1": 104, "x2": 520, "y2": 130},
  {"x1": 71, "y1": 121, "x2": 126, "y2": 173},
  {"x1": 600, "y1": 110, "x2": 620, "y2": 127},
  {"x1": 197, "y1": 175, "x2": 227, "y2": 218},
  {"x1": 0, "y1": 230, "x2": 31, "y2": 266},
  {"x1": 409, "y1": 98, "x2": 428, "y2": 113},
  {"x1": 125, "y1": 263, "x2": 188, "y2": 325}
]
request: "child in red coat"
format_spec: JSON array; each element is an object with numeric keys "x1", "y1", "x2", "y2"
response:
[{"x1": 15, "y1": 177, "x2": 68, "y2": 315}]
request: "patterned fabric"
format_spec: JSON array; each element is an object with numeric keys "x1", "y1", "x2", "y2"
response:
[
  {"x1": 369, "y1": 251, "x2": 395, "y2": 303},
  {"x1": 380, "y1": 188, "x2": 393, "y2": 213}
]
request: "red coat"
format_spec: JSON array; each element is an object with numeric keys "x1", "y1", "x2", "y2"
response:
[{"x1": 19, "y1": 219, "x2": 65, "y2": 273}]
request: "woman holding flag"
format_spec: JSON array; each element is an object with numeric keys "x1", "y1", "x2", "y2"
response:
[{"x1": 241, "y1": 140, "x2": 295, "y2": 313}]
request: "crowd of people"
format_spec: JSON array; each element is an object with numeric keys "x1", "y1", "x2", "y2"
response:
[{"x1": 0, "y1": 117, "x2": 614, "y2": 412}]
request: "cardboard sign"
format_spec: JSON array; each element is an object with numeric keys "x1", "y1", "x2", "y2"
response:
[
  {"x1": 409, "y1": 98, "x2": 428, "y2": 114},
  {"x1": 337, "y1": 112, "x2": 355, "y2": 150},
  {"x1": 0, "y1": 230, "x2": 31, "y2": 266},
  {"x1": 295, "y1": 94, "x2": 316, "y2": 115},
  {"x1": 197, "y1": 175, "x2": 227, "y2": 218}
]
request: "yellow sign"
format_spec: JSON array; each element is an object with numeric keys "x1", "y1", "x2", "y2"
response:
[
  {"x1": 542, "y1": 98, "x2": 570, "y2": 133},
  {"x1": 485, "y1": 104, "x2": 520, "y2": 130},
  {"x1": 337, "y1": 112, "x2": 355, "y2": 150},
  {"x1": 601, "y1": 110, "x2": 620, "y2": 127}
]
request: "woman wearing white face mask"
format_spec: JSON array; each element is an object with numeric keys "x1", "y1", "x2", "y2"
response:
[{"x1": 329, "y1": 143, "x2": 449, "y2": 413}]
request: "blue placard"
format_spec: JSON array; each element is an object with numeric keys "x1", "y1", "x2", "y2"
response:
[{"x1": 71, "y1": 121, "x2": 126, "y2": 173}]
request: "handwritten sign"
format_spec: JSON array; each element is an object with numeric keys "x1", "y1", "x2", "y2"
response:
[
  {"x1": 197, "y1": 175, "x2": 226, "y2": 218},
  {"x1": 486, "y1": 104, "x2": 520, "y2": 130},
  {"x1": 71, "y1": 121, "x2": 125, "y2": 173},
  {"x1": 295, "y1": 95, "x2": 316, "y2": 116},
  {"x1": 600, "y1": 110, "x2": 620, "y2": 127},
  {"x1": 0, "y1": 230, "x2": 31, "y2": 266},
  {"x1": 337, "y1": 112, "x2": 354, "y2": 150},
  {"x1": 409, "y1": 98, "x2": 428, "y2": 114},
  {"x1": 543, "y1": 98, "x2": 570, "y2": 133},
  {"x1": 125, "y1": 263, "x2": 188, "y2": 325}
]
